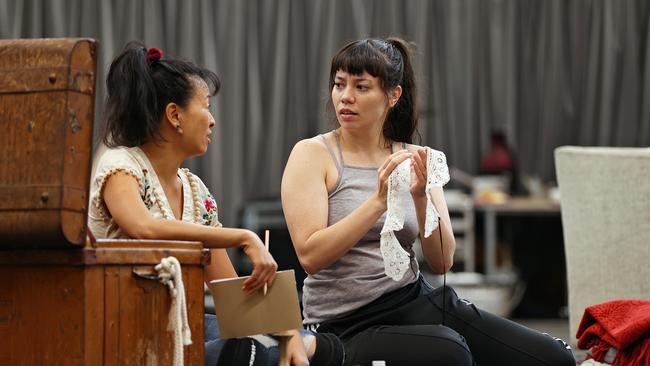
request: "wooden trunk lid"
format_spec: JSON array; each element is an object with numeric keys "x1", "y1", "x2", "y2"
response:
[{"x1": 0, "y1": 38, "x2": 97, "y2": 248}]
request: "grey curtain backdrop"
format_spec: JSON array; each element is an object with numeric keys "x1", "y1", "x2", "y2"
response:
[{"x1": 2, "y1": 0, "x2": 649, "y2": 226}]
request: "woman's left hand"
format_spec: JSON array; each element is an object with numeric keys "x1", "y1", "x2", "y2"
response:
[
  {"x1": 410, "y1": 147, "x2": 428, "y2": 198},
  {"x1": 286, "y1": 331, "x2": 310, "y2": 366}
]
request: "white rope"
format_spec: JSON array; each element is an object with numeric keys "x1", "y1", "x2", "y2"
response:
[{"x1": 155, "y1": 256, "x2": 192, "y2": 366}]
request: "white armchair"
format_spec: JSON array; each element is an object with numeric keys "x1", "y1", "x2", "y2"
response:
[{"x1": 555, "y1": 146, "x2": 650, "y2": 346}]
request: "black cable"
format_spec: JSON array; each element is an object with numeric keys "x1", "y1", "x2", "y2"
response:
[{"x1": 438, "y1": 216, "x2": 446, "y2": 326}]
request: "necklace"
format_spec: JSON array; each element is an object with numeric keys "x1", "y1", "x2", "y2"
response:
[{"x1": 150, "y1": 168, "x2": 202, "y2": 224}]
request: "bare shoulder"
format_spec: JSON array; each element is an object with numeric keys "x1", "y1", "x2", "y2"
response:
[
  {"x1": 283, "y1": 136, "x2": 333, "y2": 192},
  {"x1": 293, "y1": 136, "x2": 327, "y2": 153},
  {"x1": 289, "y1": 135, "x2": 333, "y2": 165}
]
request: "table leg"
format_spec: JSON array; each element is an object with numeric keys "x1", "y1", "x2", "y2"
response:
[
  {"x1": 484, "y1": 209, "x2": 497, "y2": 277},
  {"x1": 275, "y1": 333, "x2": 293, "y2": 366}
]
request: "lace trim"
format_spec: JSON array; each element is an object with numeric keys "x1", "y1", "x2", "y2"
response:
[
  {"x1": 424, "y1": 149, "x2": 449, "y2": 236},
  {"x1": 380, "y1": 159, "x2": 412, "y2": 281},
  {"x1": 381, "y1": 147, "x2": 449, "y2": 281},
  {"x1": 427, "y1": 149, "x2": 450, "y2": 187},
  {"x1": 93, "y1": 167, "x2": 144, "y2": 220}
]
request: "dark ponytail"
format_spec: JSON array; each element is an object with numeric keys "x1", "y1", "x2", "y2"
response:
[
  {"x1": 329, "y1": 37, "x2": 419, "y2": 144},
  {"x1": 102, "y1": 41, "x2": 220, "y2": 147},
  {"x1": 385, "y1": 37, "x2": 418, "y2": 144}
]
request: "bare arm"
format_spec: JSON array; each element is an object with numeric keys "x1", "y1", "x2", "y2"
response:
[
  {"x1": 410, "y1": 147, "x2": 456, "y2": 273},
  {"x1": 204, "y1": 249, "x2": 238, "y2": 282},
  {"x1": 281, "y1": 139, "x2": 411, "y2": 274},
  {"x1": 103, "y1": 172, "x2": 277, "y2": 292}
]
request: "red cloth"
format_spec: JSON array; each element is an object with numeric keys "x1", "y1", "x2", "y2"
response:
[{"x1": 577, "y1": 300, "x2": 650, "y2": 366}]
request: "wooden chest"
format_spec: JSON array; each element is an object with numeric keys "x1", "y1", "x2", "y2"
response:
[
  {"x1": 0, "y1": 38, "x2": 96, "y2": 248},
  {"x1": 0, "y1": 39, "x2": 207, "y2": 365},
  {"x1": 0, "y1": 241, "x2": 207, "y2": 365}
]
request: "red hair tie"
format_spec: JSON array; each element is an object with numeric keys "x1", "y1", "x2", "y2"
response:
[{"x1": 146, "y1": 47, "x2": 163, "y2": 66}]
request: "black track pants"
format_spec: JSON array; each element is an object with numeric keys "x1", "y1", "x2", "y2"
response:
[{"x1": 316, "y1": 277, "x2": 575, "y2": 366}]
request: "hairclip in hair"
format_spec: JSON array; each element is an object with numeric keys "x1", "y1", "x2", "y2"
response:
[{"x1": 146, "y1": 47, "x2": 163, "y2": 66}]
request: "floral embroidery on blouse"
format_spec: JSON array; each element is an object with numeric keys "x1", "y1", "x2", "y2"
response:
[
  {"x1": 141, "y1": 169, "x2": 154, "y2": 210},
  {"x1": 203, "y1": 194, "x2": 218, "y2": 226}
]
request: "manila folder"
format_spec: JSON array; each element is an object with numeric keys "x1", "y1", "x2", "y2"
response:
[{"x1": 208, "y1": 269, "x2": 303, "y2": 339}]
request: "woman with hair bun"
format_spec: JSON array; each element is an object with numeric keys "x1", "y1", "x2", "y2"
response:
[
  {"x1": 89, "y1": 41, "x2": 343, "y2": 366},
  {"x1": 282, "y1": 37, "x2": 576, "y2": 365}
]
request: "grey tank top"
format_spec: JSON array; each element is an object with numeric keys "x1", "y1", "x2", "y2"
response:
[{"x1": 302, "y1": 131, "x2": 420, "y2": 325}]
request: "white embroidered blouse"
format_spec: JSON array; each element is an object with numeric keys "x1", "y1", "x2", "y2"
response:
[{"x1": 88, "y1": 146, "x2": 221, "y2": 239}]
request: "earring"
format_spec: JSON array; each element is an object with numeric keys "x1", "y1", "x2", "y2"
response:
[{"x1": 176, "y1": 124, "x2": 181, "y2": 130}]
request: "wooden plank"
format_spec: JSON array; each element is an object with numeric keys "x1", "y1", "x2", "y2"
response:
[
  {"x1": 118, "y1": 264, "x2": 173, "y2": 365},
  {"x1": 0, "y1": 245, "x2": 208, "y2": 265},
  {"x1": 111, "y1": 262, "x2": 205, "y2": 365},
  {"x1": 0, "y1": 248, "x2": 85, "y2": 265},
  {"x1": 0, "y1": 68, "x2": 95, "y2": 94},
  {"x1": 83, "y1": 266, "x2": 104, "y2": 365},
  {"x1": 0, "y1": 213, "x2": 68, "y2": 248},
  {"x1": 89, "y1": 248, "x2": 205, "y2": 265},
  {"x1": 0, "y1": 38, "x2": 96, "y2": 94},
  {"x1": 0, "y1": 38, "x2": 93, "y2": 69},
  {"x1": 0, "y1": 92, "x2": 66, "y2": 185},
  {"x1": 0, "y1": 266, "x2": 85, "y2": 365},
  {"x1": 0, "y1": 185, "x2": 63, "y2": 210},
  {"x1": 0, "y1": 268, "x2": 15, "y2": 365},
  {"x1": 104, "y1": 266, "x2": 120, "y2": 366},
  {"x1": 186, "y1": 265, "x2": 205, "y2": 364},
  {"x1": 0, "y1": 66, "x2": 73, "y2": 94},
  {"x1": 61, "y1": 86, "x2": 95, "y2": 244}
]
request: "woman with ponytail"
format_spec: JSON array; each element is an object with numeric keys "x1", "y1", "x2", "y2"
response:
[
  {"x1": 282, "y1": 37, "x2": 575, "y2": 365},
  {"x1": 89, "y1": 41, "x2": 343, "y2": 366}
]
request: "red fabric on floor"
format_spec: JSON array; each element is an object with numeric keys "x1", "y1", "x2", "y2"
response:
[{"x1": 577, "y1": 300, "x2": 650, "y2": 366}]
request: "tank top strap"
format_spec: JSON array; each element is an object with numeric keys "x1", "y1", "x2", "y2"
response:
[
  {"x1": 319, "y1": 134, "x2": 342, "y2": 174},
  {"x1": 332, "y1": 130, "x2": 346, "y2": 165}
]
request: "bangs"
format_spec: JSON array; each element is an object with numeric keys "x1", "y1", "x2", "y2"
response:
[
  {"x1": 197, "y1": 68, "x2": 221, "y2": 96},
  {"x1": 178, "y1": 61, "x2": 221, "y2": 96},
  {"x1": 158, "y1": 60, "x2": 221, "y2": 97},
  {"x1": 330, "y1": 40, "x2": 390, "y2": 87}
]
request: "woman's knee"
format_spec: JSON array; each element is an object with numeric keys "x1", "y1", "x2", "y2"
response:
[
  {"x1": 421, "y1": 325, "x2": 473, "y2": 366},
  {"x1": 431, "y1": 338, "x2": 473, "y2": 366},
  {"x1": 345, "y1": 325, "x2": 473, "y2": 366},
  {"x1": 543, "y1": 334, "x2": 576, "y2": 366}
]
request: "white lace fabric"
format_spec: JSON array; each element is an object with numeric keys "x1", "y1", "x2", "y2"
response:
[
  {"x1": 424, "y1": 148, "x2": 450, "y2": 236},
  {"x1": 380, "y1": 147, "x2": 450, "y2": 281}
]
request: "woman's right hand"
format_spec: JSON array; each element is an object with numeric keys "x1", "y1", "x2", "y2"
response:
[
  {"x1": 374, "y1": 149, "x2": 413, "y2": 209},
  {"x1": 239, "y1": 230, "x2": 278, "y2": 294}
]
